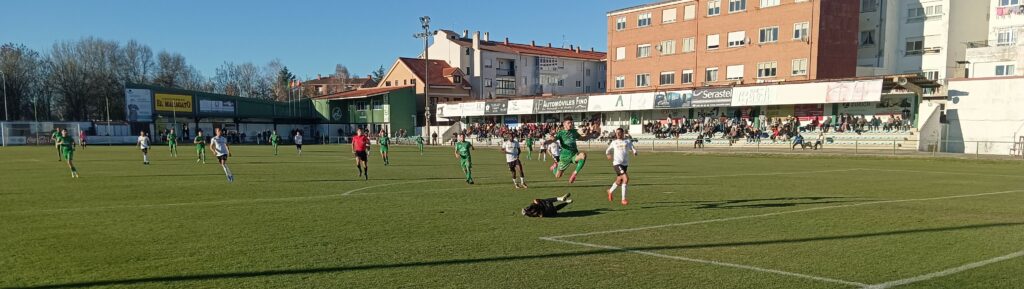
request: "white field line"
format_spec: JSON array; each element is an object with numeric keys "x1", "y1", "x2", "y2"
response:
[
  {"x1": 863, "y1": 249, "x2": 1024, "y2": 289},
  {"x1": 543, "y1": 190, "x2": 1024, "y2": 239},
  {"x1": 541, "y1": 237, "x2": 868, "y2": 288},
  {"x1": 860, "y1": 168, "x2": 1024, "y2": 179}
]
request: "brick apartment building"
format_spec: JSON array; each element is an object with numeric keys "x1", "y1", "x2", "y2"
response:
[{"x1": 606, "y1": 0, "x2": 859, "y2": 93}]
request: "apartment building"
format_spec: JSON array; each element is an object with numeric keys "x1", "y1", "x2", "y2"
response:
[
  {"x1": 965, "y1": 0, "x2": 1024, "y2": 78},
  {"x1": 606, "y1": 0, "x2": 859, "y2": 93}
]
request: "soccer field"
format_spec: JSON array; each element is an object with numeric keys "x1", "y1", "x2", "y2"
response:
[{"x1": 2, "y1": 144, "x2": 1023, "y2": 289}]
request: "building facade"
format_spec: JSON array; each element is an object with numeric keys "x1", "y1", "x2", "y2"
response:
[
  {"x1": 427, "y1": 30, "x2": 607, "y2": 99},
  {"x1": 965, "y1": 0, "x2": 1024, "y2": 78},
  {"x1": 857, "y1": 0, "x2": 989, "y2": 83},
  {"x1": 606, "y1": 0, "x2": 859, "y2": 93}
]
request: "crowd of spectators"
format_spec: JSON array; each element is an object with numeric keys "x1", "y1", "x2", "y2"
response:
[{"x1": 643, "y1": 113, "x2": 914, "y2": 143}]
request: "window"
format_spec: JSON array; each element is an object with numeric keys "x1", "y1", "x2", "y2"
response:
[
  {"x1": 660, "y1": 40, "x2": 676, "y2": 55},
  {"x1": 636, "y1": 74, "x2": 651, "y2": 87},
  {"x1": 759, "y1": 27, "x2": 779, "y2": 43},
  {"x1": 908, "y1": 5, "x2": 942, "y2": 21},
  {"x1": 638, "y1": 13, "x2": 652, "y2": 27},
  {"x1": 616, "y1": 47, "x2": 626, "y2": 60},
  {"x1": 682, "y1": 70, "x2": 694, "y2": 84},
  {"x1": 726, "y1": 65, "x2": 744, "y2": 80},
  {"x1": 576, "y1": 80, "x2": 582, "y2": 87},
  {"x1": 708, "y1": 0, "x2": 721, "y2": 16},
  {"x1": 558, "y1": 79, "x2": 564, "y2": 86},
  {"x1": 793, "y1": 22, "x2": 809, "y2": 40},
  {"x1": 453, "y1": 75, "x2": 462, "y2": 83},
  {"x1": 729, "y1": 0, "x2": 746, "y2": 12},
  {"x1": 586, "y1": 68, "x2": 591, "y2": 76},
  {"x1": 922, "y1": 71, "x2": 939, "y2": 80},
  {"x1": 485, "y1": 78, "x2": 493, "y2": 87},
  {"x1": 861, "y1": 0, "x2": 877, "y2": 12},
  {"x1": 660, "y1": 72, "x2": 676, "y2": 85},
  {"x1": 372, "y1": 99, "x2": 383, "y2": 110},
  {"x1": 905, "y1": 38, "x2": 924, "y2": 55},
  {"x1": 997, "y1": 29, "x2": 1016, "y2": 46},
  {"x1": 860, "y1": 30, "x2": 876, "y2": 47},
  {"x1": 760, "y1": 0, "x2": 779, "y2": 8},
  {"x1": 1001, "y1": 0, "x2": 1021, "y2": 6},
  {"x1": 385, "y1": 81, "x2": 391, "y2": 87},
  {"x1": 728, "y1": 31, "x2": 746, "y2": 47},
  {"x1": 792, "y1": 58, "x2": 808, "y2": 75},
  {"x1": 996, "y1": 65, "x2": 1016, "y2": 76},
  {"x1": 705, "y1": 67, "x2": 719, "y2": 82},
  {"x1": 925, "y1": 5, "x2": 943, "y2": 16},
  {"x1": 757, "y1": 61, "x2": 778, "y2": 78},
  {"x1": 707, "y1": 34, "x2": 720, "y2": 50},
  {"x1": 616, "y1": 17, "x2": 626, "y2": 31},
  {"x1": 410, "y1": 79, "x2": 416, "y2": 85},
  {"x1": 663, "y1": 8, "x2": 677, "y2": 23},
  {"x1": 682, "y1": 37, "x2": 696, "y2": 53},
  {"x1": 615, "y1": 76, "x2": 625, "y2": 88},
  {"x1": 684, "y1": 5, "x2": 696, "y2": 20},
  {"x1": 637, "y1": 44, "x2": 652, "y2": 58},
  {"x1": 355, "y1": 101, "x2": 368, "y2": 111}
]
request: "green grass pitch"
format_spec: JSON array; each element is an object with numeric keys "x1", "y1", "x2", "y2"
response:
[{"x1": 1, "y1": 144, "x2": 1023, "y2": 289}]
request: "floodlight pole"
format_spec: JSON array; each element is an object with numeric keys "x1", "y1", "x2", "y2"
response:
[
  {"x1": 1, "y1": 70, "x2": 8, "y2": 121},
  {"x1": 415, "y1": 16, "x2": 432, "y2": 144}
]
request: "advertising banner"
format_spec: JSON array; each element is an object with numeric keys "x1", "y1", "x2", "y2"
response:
[
  {"x1": 654, "y1": 90, "x2": 694, "y2": 109},
  {"x1": 124, "y1": 88, "x2": 153, "y2": 122},
  {"x1": 731, "y1": 86, "x2": 777, "y2": 106},
  {"x1": 826, "y1": 80, "x2": 883, "y2": 103},
  {"x1": 588, "y1": 94, "x2": 630, "y2": 112},
  {"x1": 838, "y1": 94, "x2": 915, "y2": 116},
  {"x1": 460, "y1": 102, "x2": 485, "y2": 116},
  {"x1": 629, "y1": 92, "x2": 654, "y2": 110},
  {"x1": 774, "y1": 82, "x2": 829, "y2": 105},
  {"x1": 533, "y1": 96, "x2": 589, "y2": 113},
  {"x1": 483, "y1": 100, "x2": 509, "y2": 115},
  {"x1": 692, "y1": 87, "x2": 733, "y2": 108},
  {"x1": 154, "y1": 93, "x2": 193, "y2": 113},
  {"x1": 507, "y1": 99, "x2": 534, "y2": 115},
  {"x1": 198, "y1": 99, "x2": 235, "y2": 114}
]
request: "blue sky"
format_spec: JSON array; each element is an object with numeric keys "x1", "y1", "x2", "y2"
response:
[{"x1": 0, "y1": 0, "x2": 625, "y2": 79}]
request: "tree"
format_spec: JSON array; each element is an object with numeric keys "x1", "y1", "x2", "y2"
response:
[
  {"x1": 334, "y1": 64, "x2": 350, "y2": 94},
  {"x1": 370, "y1": 65, "x2": 387, "y2": 83},
  {"x1": 274, "y1": 66, "x2": 296, "y2": 101},
  {"x1": 116, "y1": 40, "x2": 154, "y2": 85},
  {"x1": 153, "y1": 51, "x2": 189, "y2": 88},
  {"x1": 46, "y1": 37, "x2": 123, "y2": 121},
  {"x1": 0, "y1": 43, "x2": 45, "y2": 120},
  {"x1": 213, "y1": 61, "x2": 272, "y2": 100}
]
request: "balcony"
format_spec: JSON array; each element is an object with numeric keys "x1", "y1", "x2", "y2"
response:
[{"x1": 496, "y1": 68, "x2": 516, "y2": 77}]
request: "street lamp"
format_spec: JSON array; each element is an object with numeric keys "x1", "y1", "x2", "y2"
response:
[{"x1": 414, "y1": 16, "x2": 432, "y2": 144}]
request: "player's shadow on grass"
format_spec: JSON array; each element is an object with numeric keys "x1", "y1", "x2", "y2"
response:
[
  {"x1": 556, "y1": 208, "x2": 610, "y2": 218},
  {"x1": 12, "y1": 222, "x2": 1022, "y2": 289},
  {"x1": 688, "y1": 197, "x2": 864, "y2": 210}
]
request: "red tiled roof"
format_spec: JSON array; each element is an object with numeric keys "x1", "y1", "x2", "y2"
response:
[
  {"x1": 303, "y1": 77, "x2": 377, "y2": 88},
  {"x1": 398, "y1": 58, "x2": 466, "y2": 87},
  {"x1": 450, "y1": 38, "x2": 605, "y2": 61},
  {"x1": 313, "y1": 86, "x2": 413, "y2": 100}
]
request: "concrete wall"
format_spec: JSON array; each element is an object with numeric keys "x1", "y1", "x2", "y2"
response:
[{"x1": 944, "y1": 77, "x2": 1024, "y2": 154}]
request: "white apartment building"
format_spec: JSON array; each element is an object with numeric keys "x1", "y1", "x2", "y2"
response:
[
  {"x1": 427, "y1": 30, "x2": 607, "y2": 99},
  {"x1": 965, "y1": 0, "x2": 1024, "y2": 78},
  {"x1": 857, "y1": 0, "x2": 989, "y2": 84}
]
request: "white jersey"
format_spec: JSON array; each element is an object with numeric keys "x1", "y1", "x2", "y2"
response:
[
  {"x1": 138, "y1": 136, "x2": 150, "y2": 149},
  {"x1": 606, "y1": 139, "x2": 636, "y2": 166},
  {"x1": 546, "y1": 135, "x2": 561, "y2": 156},
  {"x1": 294, "y1": 135, "x2": 303, "y2": 145},
  {"x1": 210, "y1": 136, "x2": 229, "y2": 156},
  {"x1": 502, "y1": 140, "x2": 520, "y2": 162}
]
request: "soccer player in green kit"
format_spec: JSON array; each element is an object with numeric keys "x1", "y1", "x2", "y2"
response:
[
  {"x1": 416, "y1": 135, "x2": 425, "y2": 155},
  {"x1": 270, "y1": 130, "x2": 280, "y2": 156},
  {"x1": 51, "y1": 128, "x2": 62, "y2": 161},
  {"x1": 524, "y1": 134, "x2": 535, "y2": 160},
  {"x1": 552, "y1": 117, "x2": 590, "y2": 183},
  {"x1": 194, "y1": 130, "x2": 207, "y2": 164},
  {"x1": 378, "y1": 130, "x2": 391, "y2": 165},
  {"x1": 167, "y1": 128, "x2": 178, "y2": 157},
  {"x1": 56, "y1": 129, "x2": 79, "y2": 178},
  {"x1": 454, "y1": 133, "x2": 474, "y2": 184}
]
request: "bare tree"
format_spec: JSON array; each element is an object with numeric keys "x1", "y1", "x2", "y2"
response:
[
  {"x1": 334, "y1": 64, "x2": 350, "y2": 94},
  {"x1": 117, "y1": 39, "x2": 154, "y2": 84},
  {"x1": 153, "y1": 51, "x2": 189, "y2": 88},
  {"x1": 213, "y1": 61, "x2": 272, "y2": 100},
  {"x1": 0, "y1": 43, "x2": 45, "y2": 120},
  {"x1": 46, "y1": 37, "x2": 122, "y2": 120}
]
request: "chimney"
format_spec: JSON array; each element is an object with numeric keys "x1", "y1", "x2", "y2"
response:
[
  {"x1": 483, "y1": 32, "x2": 490, "y2": 42},
  {"x1": 570, "y1": 44, "x2": 574, "y2": 50},
  {"x1": 504, "y1": 37, "x2": 509, "y2": 45},
  {"x1": 317, "y1": 73, "x2": 322, "y2": 79},
  {"x1": 366, "y1": 74, "x2": 372, "y2": 79},
  {"x1": 531, "y1": 40, "x2": 536, "y2": 47},
  {"x1": 462, "y1": 30, "x2": 468, "y2": 38},
  {"x1": 548, "y1": 42, "x2": 552, "y2": 48},
  {"x1": 590, "y1": 47, "x2": 594, "y2": 52},
  {"x1": 575, "y1": 47, "x2": 580, "y2": 53}
]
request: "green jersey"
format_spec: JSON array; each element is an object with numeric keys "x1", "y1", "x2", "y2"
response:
[
  {"x1": 51, "y1": 131, "x2": 60, "y2": 140},
  {"x1": 57, "y1": 135, "x2": 75, "y2": 151},
  {"x1": 167, "y1": 133, "x2": 177, "y2": 144},
  {"x1": 416, "y1": 136, "x2": 424, "y2": 144},
  {"x1": 379, "y1": 136, "x2": 390, "y2": 147},
  {"x1": 525, "y1": 137, "x2": 534, "y2": 148},
  {"x1": 194, "y1": 135, "x2": 205, "y2": 146},
  {"x1": 555, "y1": 129, "x2": 582, "y2": 153},
  {"x1": 270, "y1": 133, "x2": 279, "y2": 144},
  {"x1": 455, "y1": 141, "x2": 473, "y2": 158}
]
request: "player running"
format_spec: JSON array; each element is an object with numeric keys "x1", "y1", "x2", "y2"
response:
[
  {"x1": 294, "y1": 131, "x2": 303, "y2": 156},
  {"x1": 78, "y1": 129, "x2": 87, "y2": 150},
  {"x1": 378, "y1": 130, "x2": 391, "y2": 165},
  {"x1": 50, "y1": 128, "x2": 62, "y2": 161},
  {"x1": 551, "y1": 117, "x2": 590, "y2": 183},
  {"x1": 352, "y1": 128, "x2": 370, "y2": 180},
  {"x1": 209, "y1": 127, "x2": 234, "y2": 182},
  {"x1": 137, "y1": 131, "x2": 151, "y2": 165},
  {"x1": 501, "y1": 134, "x2": 527, "y2": 189},
  {"x1": 543, "y1": 130, "x2": 560, "y2": 166},
  {"x1": 167, "y1": 129, "x2": 178, "y2": 157},
  {"x1": 454, "y1": 133, "x2": 475, "y2": 184},
  {"x1": 194, "y1": 130, "x2": 207, "y2": 164},
  {"x1": 270, "y1": 130, "x2": 280, "y2": 156},
  {"x1": 416, "y1": 135, "x2": 425, "y2": 155},
  {"x1": 56, "y1": 129, "x2": 79, "y2": 178},
  {"x1": 606, "y1": 128, "x2": 638, "y2": 205},
  {"x1": 524, "y1": 135, "x2": 534, "y2": 160}
]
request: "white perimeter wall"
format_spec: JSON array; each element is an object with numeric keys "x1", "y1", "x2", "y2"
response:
[{"x1": 945, "y1": 77, "x2": 1024, "y2": 154}]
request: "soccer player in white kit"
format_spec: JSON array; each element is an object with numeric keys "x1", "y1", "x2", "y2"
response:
[
  {"x1": 136, "y1": 131, "x2": 151, "y2": 165},
  {"x1": 501, "y1": 133, "x2": 527, "y2": 189},
  {"x1": 209, "y1": 127, "x2": 234, "y2": 182},
  {"x1": 605, "y1": 128, "x2": 638, "y2": 205},
  {"x1": 544, "y1": 131, "x2": 561, "y2": 172},
  {"x1": 294, "y1": 131, "x2": 303, "y2": 156}
]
